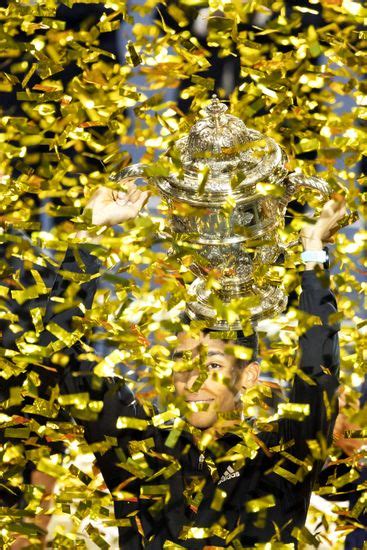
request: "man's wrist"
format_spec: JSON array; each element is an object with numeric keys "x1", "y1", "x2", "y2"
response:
[
  {"x1": 301, "y1": 236, "x2": 323, "y2": 251},
  {"x1": 300, "y1": 236, "x2": 323, "y2": 270},
  {"x1": 301, "y1": 239, "x2": 329, "y2": 270}
]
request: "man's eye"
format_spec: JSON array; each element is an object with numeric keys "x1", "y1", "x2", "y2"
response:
[{"x1": 208, "y1": 363, "x2": 222, "y2": 370}]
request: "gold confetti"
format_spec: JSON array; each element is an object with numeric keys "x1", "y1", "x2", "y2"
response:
[{"x1": 0, "y1": 0, "x2": 365, "y2": 546}]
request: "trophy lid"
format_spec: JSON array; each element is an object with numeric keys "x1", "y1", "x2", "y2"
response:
[
  {"x1": 159, "y1": 95, "x2": 287, "y2": 201},
  {"x1": 183, "y1": 96, "x2": 251, "y2": 160}
]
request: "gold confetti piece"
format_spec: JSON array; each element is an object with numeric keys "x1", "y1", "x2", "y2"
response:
[
  {"x1": 21, "y1": 63, "x2": 37, "y2": 88},
  {"x1": 204, "y1": 454, "x2": 219, "y2": 483},
  {"x1": 164, "y1": 418, "x2": 186, "y2": 448},
  {"x1": 163, "y1": 541, "x2": 186, "y2": 549},
  {"x1": 293, "y1": 5, "x2": 319, "y2": 15},
  {"x1": 36, "y1": 458, "x2": 67, "y2": 479},
  {"x1": 179, "y1": 524, "x2": 230, "y2": 540},
  {"x1": 210, "y1": 487, "x2": 227, "y2": 511},
  {"x1": 162, "y1": 461, "x2": 182, "y2": 480},
  {"x1": 23, "y1": 397, "x2": 59, "y2": 418},
  {"x1": 272, "y1": 464, "x2": 304, "y2": 485},
  {"x1": 119, "y1": 460, "x2": 153, "y2": 480},
  {"x1": 11, "y1": 286, "x2": 41, "y2": 305},
  {"x1": 277, "y1": 403, "x2": 310, "y2": 421},
  {"x1": 245, "y1": 494, "x2": 276, "y2": 513},
  {"x1": 291, "y1": 525, "x2": 320, "y2": 547},
  {"x1": 197, "y1": 164, "x2": 210, "y2": 196},
  {"x1": 93, "y1": 348, "x2": 130, "y2": 377},
  {"x1": 4, "y1": 427, "x2": 30, "y2": 439},
  {"x1": 140, "y1": 484, "x2": 169, "y2": 496},
  {"x1": 58, "y1": 393, "x2": 90, "y2": 407},
  {"x1": 151, "y1": 407, "x2": 181, "y2": 427},
  {"x1": 54, "y1": 269, "x2": 101, "y2": 284},
  {"x1": 342, "y1": 0, "x2": 367, "y2": 17},
  {"x1": 29, "y1": 307, "x2": 44, "y2": 334},
  {"x1": 116, "y1": 417, "x2": 150, "y2": 431},
  {"x1": 46, "y1": 322, "x2": 84, "y2": 349},
  {"x1": 191, "y1": 75, "x2": 215, "y2": 90},
  {"x1": 126, "y1": 40, "x2": 142, "y2": 67},
  {"x1": 330, "y1": 468, "x2": 360, "y2": 489},
  {"x1": 350, "y1": 491, "x2": 367, "y2": 519}
]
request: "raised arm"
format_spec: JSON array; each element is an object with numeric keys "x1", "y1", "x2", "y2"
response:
[
  {"x1": 282, "y1": 199, "x2": 345, "y2": 449},
  {"x1": 41, "y1": 183, "x2": 150, "y2": 548},
  {"x1": 43, "y1": 182, "x2": 150, "y2": 431}
]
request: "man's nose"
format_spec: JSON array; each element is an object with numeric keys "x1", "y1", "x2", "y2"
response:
[{"x1": 184, "y1": 369, "x2": 200, "y2": 390}]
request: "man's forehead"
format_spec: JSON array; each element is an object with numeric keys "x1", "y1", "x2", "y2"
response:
[{"x1": 174, "y1": 331, "x2": 227, "y2": 354}]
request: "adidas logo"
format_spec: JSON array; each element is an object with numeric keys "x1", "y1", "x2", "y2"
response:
[{"x1": 217, "y1": 465, "x2": 240, "y2": 485}]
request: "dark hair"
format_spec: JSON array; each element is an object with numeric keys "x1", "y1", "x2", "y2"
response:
[
  {"x1": 230, "y1": 330, "x2": 258, "y2": 363},
  {"x1": 177, "y1": 311, "x2": 259, "y2": 365}
]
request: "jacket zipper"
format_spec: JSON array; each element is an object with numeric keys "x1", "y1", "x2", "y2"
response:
[{"x1": 198, "y1": 452, "x2": 205, "y2": 470}]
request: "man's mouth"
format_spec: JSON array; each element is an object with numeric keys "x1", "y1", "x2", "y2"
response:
[
  {"x1": 184, "y1": 399, "x2": 215, "y2": 413},
  {"x1": 185, "y1": 399, "x2": 214, "y2": 403}
]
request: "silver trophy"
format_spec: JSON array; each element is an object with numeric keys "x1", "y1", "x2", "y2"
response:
[{"x1": 112, "y1": 96, "x2": 330, "y2": 329}]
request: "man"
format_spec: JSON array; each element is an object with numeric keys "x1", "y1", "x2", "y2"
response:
[{"x1": 3, "y1": 183, "x2": 345, "y2": 548}]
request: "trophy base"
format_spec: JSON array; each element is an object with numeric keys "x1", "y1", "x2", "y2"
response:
[{"x1": 186, "y1": 278, "x2": 287, "y2": 330}]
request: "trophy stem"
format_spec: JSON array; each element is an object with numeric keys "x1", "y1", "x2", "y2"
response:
[{"x1": 187, "y1": 278, "x2": 288, "y2": 330}]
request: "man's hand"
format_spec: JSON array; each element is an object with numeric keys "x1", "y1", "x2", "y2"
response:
[
  {"x1": 300, "y1": 198, "x2": 346, "y2": 251},
  {"x1": 300, "y1": 198, "x2": 346, "y2": 269},
  {"x1": 83, "y1": 182, "x2": 149, "y2": 227}
]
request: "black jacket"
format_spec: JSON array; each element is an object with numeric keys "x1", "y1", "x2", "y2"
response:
[{"x1": 2, "y1": 243, "x2": 340, "y2": 548}]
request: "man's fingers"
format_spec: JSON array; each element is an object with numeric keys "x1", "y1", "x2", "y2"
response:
[
  {"x1": 331, "y1": 200, "x2": 347, "y2": 218},
  {"x1": 114, "y1": 188, "x2": 138, "y2": 204},
  {"x1": 134, "y1": 191, "x2": 150, "y2": 211},
  {"x1": 337, "y1": 206, "x2": 347, "y2": 219},
  {"x1": 129, "y1": 188, "x2": 143, "y2": 203},
  {"x1": 317, "y1": 200, "x2": 347, "y2": 227},
  {"x1": 114, "y1": 183, "x2": 147, "y2": 203},
  {"x1": 300, "y1": 196, "x2": 349, "y2": 244},
  {"x1": 113, "y1": 191, "x2": 129, "y2": 205},
  {"x1": 125, "y1": 183, "x2": 138, "y2": 197},
  {"x1": 322, "y1": 198, "x2": 346, "y2": 216}
]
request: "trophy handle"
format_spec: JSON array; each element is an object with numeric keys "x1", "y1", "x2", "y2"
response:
[
  {"x1": 110, "y1": 163, "x2": 181, "y2": 191},
  {"x1": 282, "y1": 172, "x2": 331, "y2": 208},
  {"x1": 278, "y1": 173, "x2": 331, "y2": 251},
  {"x1": 110, "y1": 163, "x2": 153, "y2": 185}
]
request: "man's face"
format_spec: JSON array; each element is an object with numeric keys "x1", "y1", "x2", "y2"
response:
[{"x1": 172, "y1": 331, "x2": 259, "y2": 429}]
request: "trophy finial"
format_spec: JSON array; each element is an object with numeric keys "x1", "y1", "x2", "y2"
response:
[
  {"x1": 205, "y1": 94, "x2": 228, "y2": 117},
  {"x1": 204, "y1": 95, "x2": 228, "y2": 132}
]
